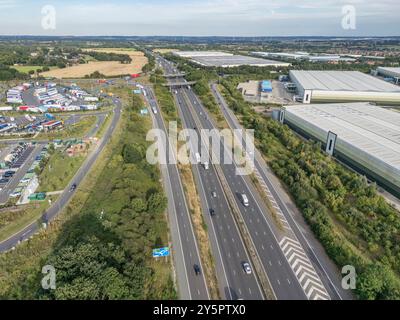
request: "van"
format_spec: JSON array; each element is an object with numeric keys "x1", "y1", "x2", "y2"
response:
[{"x1": 241, "y1": 194, "x2": 249, "y2": 207}]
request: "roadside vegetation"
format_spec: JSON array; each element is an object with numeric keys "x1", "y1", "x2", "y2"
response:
[
  {"x1": 0, "y1": 91, "x2": 176, "y2": 300},
  {"x1": 150, "y1": 69, "x2": 178, "y2": 121},
  {"x1": 36, "y1": 148, "x2": 86, "y2": 193}
]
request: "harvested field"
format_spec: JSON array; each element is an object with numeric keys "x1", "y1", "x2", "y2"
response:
[{"x1": 42, "y1": 48, "x2": 148, "y2": 79}]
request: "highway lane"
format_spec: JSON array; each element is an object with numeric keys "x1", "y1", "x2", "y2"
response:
[
  {"x1": 144, "y1": 86, "x2": 210, "y2": 300},
  {"x1": 159, "y1": 60, "x2": 265, "y2": 300},
  {"x1": 0, "y1": 102, "x2": 121, "y2": 252},
  {"x1": 210, "y1": 83, "x2": 353, "y2": 300},
  {"x1": 158, "y1": 56, "x2": 311, "y2": 299},
  {"x1": 173, "y1": 88, "x2": 264, "y2": 300},
  {"x1": 178, "y1": 86, "x2": 308, "y2": 300}
]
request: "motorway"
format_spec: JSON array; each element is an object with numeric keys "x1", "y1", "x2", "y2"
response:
[
  {"x1": 0, "y1": 102, "x2": 121, "y2": 252},
  {"x1": 210, "y1": 83, "x2": 353, "y2": 300},
  {"x1": 144, "y1": 86, "x2": 210, "y2": 300},
  {"x1": 158, "y1": 55, "x2": 339, "y2": 300},
  {"x1": 158, "y1": 57, "x2": 265, "y2": 300}
]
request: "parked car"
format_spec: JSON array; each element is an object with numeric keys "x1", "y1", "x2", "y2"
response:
[{"x1": 0, "y1": 179, "x2": 9, "y2": 184}]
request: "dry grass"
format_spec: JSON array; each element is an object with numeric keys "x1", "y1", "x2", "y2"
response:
[{"x1": 42, "y1": 49, "x2": 148, "y2": 79}]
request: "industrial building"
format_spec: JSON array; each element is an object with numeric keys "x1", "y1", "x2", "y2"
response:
[
  {"x1": 252, "y1": 51, "x2": 309, "y2": 60},
  {"x1": 376, "y1": 67, "x2": 400, "y2": 84},
  {"x1": 252, "y1": 52, "x2": 356, "y2": 63},
  {"x1": 173, "y1": 51, "x2": 290, "y2": 68},
  {"x1": 173, "y1": 51, "x2": 233, "y2": 58},
  {"x1": 281, "y1": 102, "x2": 400, "y2": 196},
  {"x1": 289, "y1": 70, "x2": 400, "y2": 105}
]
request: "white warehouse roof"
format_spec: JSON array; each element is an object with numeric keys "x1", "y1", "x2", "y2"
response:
[
  {"x1": 173, "y1": 51, "x2": 290, "y2": 68},
  {"x1": 284, "y1": 102, "x2": 400, "y2": 194},
  {"x1": 173, "y1": 51, "x2": 233, "y2": 58},
  {"x1": 290, "y1": 70, "x2": 400, "y2": 92},
  {"x1": 377, "y1": 67, "x2": 400, "y2": 78}
]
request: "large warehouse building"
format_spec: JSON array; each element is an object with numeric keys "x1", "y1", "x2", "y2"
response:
[
  {"x1": 173, "y1": 51, "x2": 290, "y2": 68},
  {"x1": 377, "y1": 67, "x2": 400, "y2": 84},
  {"x1": 289, "y1": 70, "x2": 400, "y2": 105},
  {"x1": 282, "y1": 102, "x2": 400, "y2": 196}
]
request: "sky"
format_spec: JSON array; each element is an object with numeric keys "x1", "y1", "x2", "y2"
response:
[{"x1": 0, "y1": 0, "x2": 399, "y2": 36}]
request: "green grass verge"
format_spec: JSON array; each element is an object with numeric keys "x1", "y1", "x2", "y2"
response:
[{"x1": 37, "y1": 151, "x2": 86, "y2": 193}]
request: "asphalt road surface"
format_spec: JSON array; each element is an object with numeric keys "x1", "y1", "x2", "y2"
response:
[
  {"x1": 144, "y1": 86, "x2": 210, "y2": 300},
  {"x1": 0, "y1": 102, "x2": 121, "y2": 252},
  {"x1": 159, "y1": 56, "x2": 314, "y2": 299},
  {"x1": 158, "y1": 58, "x2": 265, "y2": 300},
  {"x1": 173, "y1": 91, "x2": 264, "y2": 299}
]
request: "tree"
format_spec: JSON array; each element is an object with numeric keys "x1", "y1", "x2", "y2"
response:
[
  {"x1": 147, "y1": 193, "x2": 167, "y2": 215},
  {"x1": 131, "y1": 198, "x2": 147, "y2": 213},
  {"x1": 122, "y1": 144, "x2": 144, "y2": 164}
]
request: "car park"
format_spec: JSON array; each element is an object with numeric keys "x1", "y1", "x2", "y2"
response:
[{"x1": 10, "y1": 189, "x2": 22, "y2": 198}]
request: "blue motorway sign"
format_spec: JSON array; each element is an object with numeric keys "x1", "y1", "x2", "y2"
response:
[{"x1": 153, "y1": 247, "x2": 170, "y2": 258}]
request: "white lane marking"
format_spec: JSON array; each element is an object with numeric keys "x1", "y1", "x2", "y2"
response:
[{"x1": 279, "y1": 237, "x2": 330, "y2": 300}]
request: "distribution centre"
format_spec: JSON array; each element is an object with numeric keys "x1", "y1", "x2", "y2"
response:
[
  {"x1": 289, "y1": 70, "x2": 400, "y2": 105},
  {"x1": 282, "y1": 102, "x2": 400, "y2": 196}
]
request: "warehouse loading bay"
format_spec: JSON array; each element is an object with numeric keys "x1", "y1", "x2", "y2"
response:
[{"x1": 237, "y1": 79, "x2": 295, "y2": 105}]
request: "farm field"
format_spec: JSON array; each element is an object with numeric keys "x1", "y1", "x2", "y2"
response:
[{"x1": 41, "y1": 48, "x2": 148, "y2": 78}]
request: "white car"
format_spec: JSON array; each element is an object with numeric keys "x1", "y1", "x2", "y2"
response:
[{"x1": 242, "y1": 262, "x2": 252, "y2": 275}]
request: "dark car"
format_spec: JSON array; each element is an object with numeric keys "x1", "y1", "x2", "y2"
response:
[
  {"x1": 4, "y1": 172, "x2": 14, "y2": 178},
  {"x1": 0, "y1": 179, "x2": 9, "y2": 184},
  {"x1": 193, "y1": 264, "x2": 201, "y2": 276},
  {"x1": 209, "y1": 208, "x2": 216, "y2": 217},
  {"x1": 69, "y1": 183, "x2": 77, "y2": 192}
]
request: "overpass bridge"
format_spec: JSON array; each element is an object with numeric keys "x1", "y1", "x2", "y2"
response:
[
  {"x1": 163, "y1": 73, "x2": 186, "y2": 78},
  {"x1": 163, "y1": 81, "x2": 197, "y2": 88}
]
